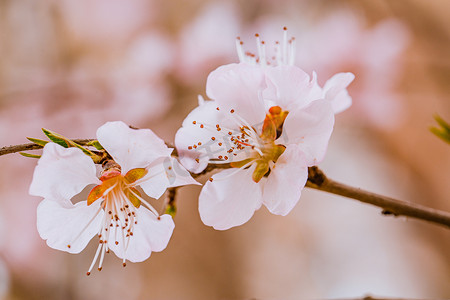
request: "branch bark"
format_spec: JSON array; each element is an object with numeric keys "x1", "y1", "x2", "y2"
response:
[
  {"x1": 0, "y1": 139, "x2": 94, "y2": 156},
  {"x1": 306, "y1": 167, "x2": 450, "y2": 229}
]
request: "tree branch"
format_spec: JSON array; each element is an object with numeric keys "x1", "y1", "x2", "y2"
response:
[
  {"x1": 0, "y1": 139, "x2": 94, "y2": 156},
  {"x1": 306, "y1": 167, "x2": 450, "y2": 229},
  {"x1": 2, "y1": 141, "x2": 450, "y2": 230}
]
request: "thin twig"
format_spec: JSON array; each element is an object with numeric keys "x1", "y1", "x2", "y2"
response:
[
  {"x1": 0, "y1": 139, "x2": 94, "y2": 156},
  {"x1": 306, "y1": 167, "x2": 450, "y2": 229}
]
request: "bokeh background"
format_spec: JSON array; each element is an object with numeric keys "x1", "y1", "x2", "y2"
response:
[{"x1": 0, "y1": 0, "x2": 449, "y2": 299}]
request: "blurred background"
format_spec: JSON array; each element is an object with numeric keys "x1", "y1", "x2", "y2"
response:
[{"x1": 0, "y1": 0, "x2": 449, "y2": 299}]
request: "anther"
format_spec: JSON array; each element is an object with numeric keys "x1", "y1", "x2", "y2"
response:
[
  {"x1": 209, "y1": 178, "x2": 213, "y2": 182},
  {"x1": 200, "y1": 124, "x2": 204, "y2": 128},
  {"x1": 230, "y1": 109, "x2": 235, "y2": 113},
  {"x1": 192, "y1": 121, "x2": 196, "y2": 124}
]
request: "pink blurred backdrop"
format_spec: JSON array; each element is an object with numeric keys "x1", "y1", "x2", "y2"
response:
[{"x1": 0, "y1": 0, "x2": 449, "y2": 299}]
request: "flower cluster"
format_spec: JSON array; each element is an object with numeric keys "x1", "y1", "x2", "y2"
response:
[
  {"x1": 175, "y1": 28, "x2": 354, "y2": 229},
  {"x1": 29, "y1": 28, "x2": 353, "y2": 273}
]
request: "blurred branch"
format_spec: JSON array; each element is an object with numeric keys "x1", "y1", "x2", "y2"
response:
[
  {"x1": 2, "y1": 141, "x2": 450, "y2": 230},
  {"x1": 307, "y1": 167, "x2": 450, "y2": 229}
]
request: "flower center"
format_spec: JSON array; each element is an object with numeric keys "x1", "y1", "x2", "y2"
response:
[
  {"x1": 187, "y1": 105, "x2": 288, "y2": 183},
  {"x1": 81, "y1": 166, "x2": 156, "y2": 275},
  {"x1": 230, "y1": 106, "x2": 288, "y2": 182}
]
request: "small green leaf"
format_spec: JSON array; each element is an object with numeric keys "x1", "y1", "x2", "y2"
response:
[
  {"x1": 430, "y1": 115, "x2": 450, "y2": 144},
  {"x1": 42, "y1": 128, "x2": 96, "y2": 156},
  {"x1": 42, "y1": 128, "x2": 71, "y2": 148},
  {"x1": 87, "y1": 140, "x2": 104, "y2": 150},
  {"x1": 20, "y1": 152, "x2": 41, "y2": 159},
  {"x1": 71, "y1": 142, "x2": 96, "y2": 156},
  {"x1": 27, "y1": 137, "x2": 48, "y2": 147},
  {"x1": 434, "y1": 115, "x2": 450, "y2": 132}
]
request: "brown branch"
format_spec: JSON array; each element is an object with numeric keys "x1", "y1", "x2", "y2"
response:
[
  {"x1": 306, "y1": 167, "x2": 450, "y2": 229},
  {"x1": 0, "y1": 139, "x2": 94, "y2": 156}
]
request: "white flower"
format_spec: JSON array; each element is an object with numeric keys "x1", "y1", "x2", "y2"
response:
[
  {"x1": 175, "y1": 29, "x2": 353, "y2": 230},
  {"x1": 29, "y1": 121, "x2": 198, "y2": 275}
]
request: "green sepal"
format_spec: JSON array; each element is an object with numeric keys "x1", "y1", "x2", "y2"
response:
[
  {"x1": 27, "y1": 137, "x2": 48, "y2": 147},
  {"x1": 19, "y1": 152, "x2": 41, "y2": 159},
  {"x1": 230, "y1": 158, "x2": 254, "y2": 169},
  {"x1": 71, "y1": 142, "x2": 97, "y2": 157},
  {"x1": 272, "y1": 145, "x2": 286, "y2": 162},
  {"x1": 252, "y1": 160, "x2": 269, "y2": 183},
  {"x1": 87, "y1": 140, "x2": 104, "y2": 150}
]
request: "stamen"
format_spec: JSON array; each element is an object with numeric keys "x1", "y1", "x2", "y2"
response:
[
  {"x1": 87, "y1": 243, "x2": 103, "y2": 275},
  {"x1": 236, "y1": 37, "x2": 245, "y2": 62}
]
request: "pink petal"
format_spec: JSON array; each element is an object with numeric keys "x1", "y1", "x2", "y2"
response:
[
  {"x1": 263, "y1": 65, "x2": 314, "y2": 110},
  {"x1": 323, "y1": 72, "x2": 355, "y2": 114},
  {"x1": 37, "y1": 200, "x2": 103, "y2": 254},
  {"x1": 199, "y1": 167, "x2": 263, "y2": 230},
  {"x1": 29, "y1": 143, "x2": 100, "y2": 202},
  {"x1": 175, "y1": 100, "x2": 249, "y2": 173},
  {"x1": 96, "y1": 121, "x2": 172, "y2": 173},
  {"x1": 280, "y1": 99, "x2": 335, "y2": 166},
  {"x1": 262, "y1": 144, "x2": 308, "y2": 215},
  {"x1": 139, "y1": 157, "x2": 200, "y2": 199},
  {"x1": 107, "y1": 210, "x2": 174, "y2": 262},
  {"x1": 206, "y1": 63, "x2": 266, "y2": 126}
]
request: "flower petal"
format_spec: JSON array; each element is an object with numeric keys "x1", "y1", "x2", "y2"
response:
[
  {"x1": 323, "y1": 72, "x2": 355, "y2": 114},
  {"x1": 29, "y1": 143, "x2": 100, "y2": 202},
  {"x1": 37, "y1": 199, "x2": 103, "y2": 254},
  {"x1": 199, "y1": 166, "x2": 263, "y2": 230},
  {"x1": 96, "y1": 121, "x2": 172, "y2": 173},
  {"x1": 139, "y1": 156, "x2": 200, "y2": 199},
  {"x1": 262, "y1": 144, "x2": 308, "y2": 215},
  {"x1": 206, "y1": 63, "x2": 266, "y2": 126},
  {"x1": 107, "y1": 211, "x2": 174, "y2": 262},
  {"x1": 175, "y1": 100, "x2": 250, "y2": 173},
  {"x1": 279, "y1": 99, "x2": 335, "y2": 166},
  {"x1": 263, "y1": 65, "x2": 314, "y2": 110}
]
